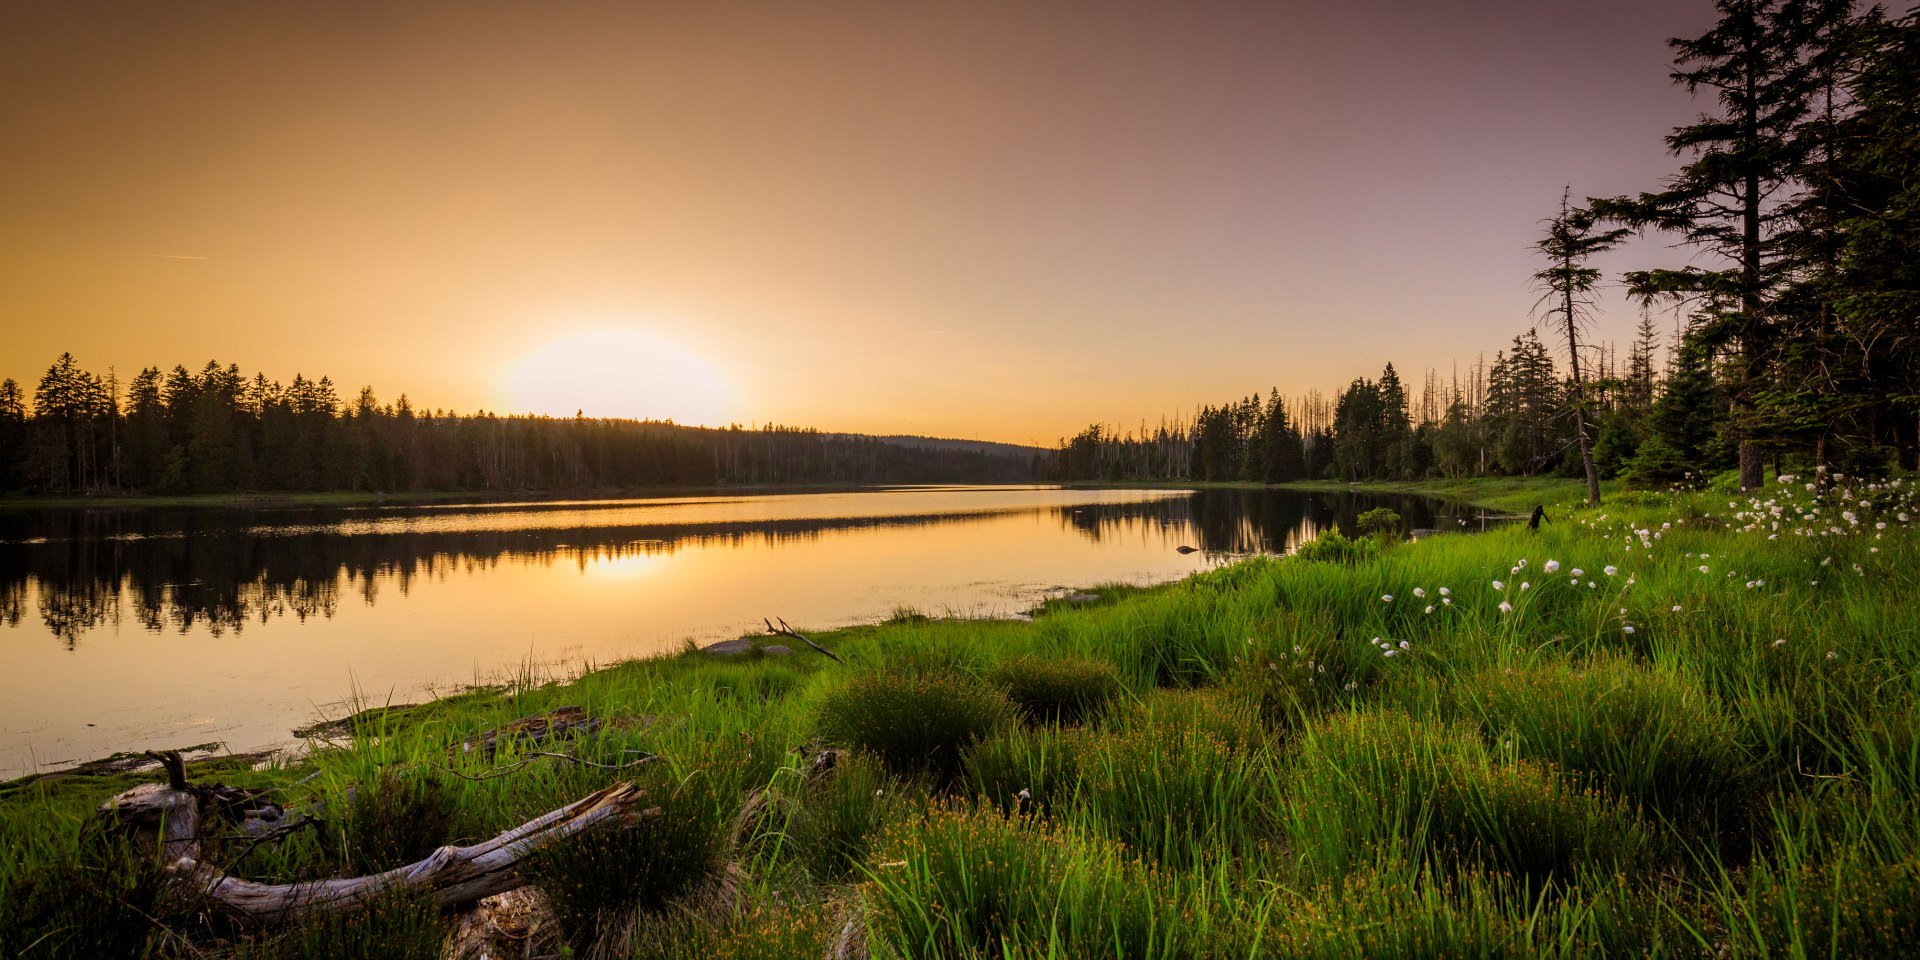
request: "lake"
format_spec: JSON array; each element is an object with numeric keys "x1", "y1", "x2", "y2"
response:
[{"x1": 0, "y1": 484, "x2": 1489, "y2": 776}]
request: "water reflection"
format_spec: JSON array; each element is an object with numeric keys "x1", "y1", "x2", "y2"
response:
[
  {"x1": 0, "y1": 487, "x2": 1488, "y2": 647},
  {"x1": 0, "y1": 486, "x2": 1485, "y2": 773}
]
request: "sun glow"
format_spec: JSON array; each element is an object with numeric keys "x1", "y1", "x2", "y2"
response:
[{"x1": 503, "y1": 328, "x2": 737, "y2": 425}]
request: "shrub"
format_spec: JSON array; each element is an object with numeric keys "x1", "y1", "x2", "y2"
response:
[
  {"x1": 1292, "y1": 531, "x2": 1374, "y2": 564},
  {"x1": 817, "y1": 670, "x2": 1015, "y2": 782},
  {"x1": 989, "y1": 655, "x2": 1124, "y2": 725},
  {"x1": 1355, "y1": 507, "x2": 1402, "y2": 538}
]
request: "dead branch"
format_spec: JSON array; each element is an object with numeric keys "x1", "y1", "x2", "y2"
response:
[{"x1": 764, "y1": 618, "x2": 845, "y2": 665}]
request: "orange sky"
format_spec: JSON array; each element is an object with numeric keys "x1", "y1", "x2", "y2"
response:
[{"x1": 1, "y1": 1, "x2": 1713, "y2": 446}]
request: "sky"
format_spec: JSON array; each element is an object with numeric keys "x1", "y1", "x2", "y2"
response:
[{"x1": 1, "y1": 0, "x2": 1724, "y2": 446}]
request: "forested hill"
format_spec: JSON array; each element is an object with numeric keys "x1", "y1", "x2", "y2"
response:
[{"x1": 0, "y1": 355, "x2": 1040, "y2": 495}]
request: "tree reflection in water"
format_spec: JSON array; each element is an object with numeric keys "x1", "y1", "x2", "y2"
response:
[{"x1": 1, "y1": 489, "x2": 1489, "y2": 648}]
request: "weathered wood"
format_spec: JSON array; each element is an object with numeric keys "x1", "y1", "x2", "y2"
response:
[
  {"x1": 102, "y1": 779, "x2": 203, "y2": 860},
  {"x1": 442, "y1": 888, "x2": 553, "y2": 960},
  {"x1": 764, "y1": 617, "x2": 845, "y2": 665},
  {"x1": 101, "y1": 768, "x2": 657, "y2": 924},
  {"x1": 183, "y1": 781, "x2": 656, "y2": 921}
]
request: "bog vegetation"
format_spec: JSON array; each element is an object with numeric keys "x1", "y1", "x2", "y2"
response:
[{"x1": 2, "y1": 472, "x2": 1915, "y2": 958}]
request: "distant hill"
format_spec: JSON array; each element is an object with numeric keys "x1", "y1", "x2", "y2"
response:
[{"x1": 835, "y1": 434, "x2": 1045, "y2": 460}]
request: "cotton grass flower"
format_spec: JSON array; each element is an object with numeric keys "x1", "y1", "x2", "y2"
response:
[
  {"x1": 1544, "y1": 559, "x2": 1561, "y2": 573},
  {"x1": 1498, "y1": 601, "x2": 1513, "y2": 613},
  {"x1": 1381, "y1": 594, "x2": 1394, "y2": 602},
  {"x1": 1492, "y1": 580, "x2": 1505, "y2": 590},
  {"x1": 1604, "y1": 565, "x2": 1618, "y2": 576}
]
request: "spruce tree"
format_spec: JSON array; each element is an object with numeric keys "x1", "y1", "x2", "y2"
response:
[{"x1": 1597, "y1": 0, "x2": 1848, "y2": 490}]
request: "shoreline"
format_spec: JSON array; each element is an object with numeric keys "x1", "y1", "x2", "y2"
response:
[{"x1": 1, "y1": 477, "x2": 1570, "y2": 787}]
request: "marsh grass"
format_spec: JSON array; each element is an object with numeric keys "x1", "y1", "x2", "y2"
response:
[
  {"x1": 231, "y1": 890, "x2": 447, "y2": 960},
  {"x1": 988, "y1": 654, "x2": 1125, "y2": 725},
  {"x1": 4, "y1": 477, "x2": 1919, "y2": 958},
  {"x1": 329, "y1": 768, "x2": 457, "y2": 874},
  {"x1": 864, "y1": 802, "x2": 1188, "y2": 959},
  {"x1": 1284, "y1": 709, "x2": 1657, "y2": 884},
  {"x1": 0, "y1": 823, "x2": 166, "y2": 960},
  {"x1": 1453, "y1": 655, "x2": 1763, "y2": 835},
  {"x1": 816, "y1": 669, "x2": 1015, "y2": 782}
]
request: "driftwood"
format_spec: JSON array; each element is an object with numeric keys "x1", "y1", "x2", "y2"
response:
[
  {"x1": 763, "y1": 618, "x2": 845, "y2": 665},
  {"x1": 100, "y1": 754, "x2": 658, "y2": 923}
]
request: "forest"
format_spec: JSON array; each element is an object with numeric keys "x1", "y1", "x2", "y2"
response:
[
  {"x1": 0, "y1": 358, "x2": 1036, "y2": 495},
  {"x1": 1048, "y1": 5, "x2": 1919, "y2": 492}
]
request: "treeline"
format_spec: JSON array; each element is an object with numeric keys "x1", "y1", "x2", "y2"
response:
[
  {"x1": 1047, "y1": 3, "x2": 1920, "y2": 490},
  {"x1": 0, "y1": 356, "x2": 1036, "y2": 495}
]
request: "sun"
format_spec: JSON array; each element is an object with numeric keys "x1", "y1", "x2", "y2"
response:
[{"x1": 503, "y1": 328, "x2": 736, "y2": 425}]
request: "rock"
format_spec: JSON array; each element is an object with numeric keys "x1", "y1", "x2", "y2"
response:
[
  {"x1": 1061, "y1": 592, "x2": 1102, "y2": 605},
  {"x1": 762, "y1": 644, "x2": 793, "y2": 656},
  {"x1": 1175, "y1": 545, "x2": 1199, "y2": 554},
  {"x1": 702, "y1": 638, "x2": 755, "y2": 656}
]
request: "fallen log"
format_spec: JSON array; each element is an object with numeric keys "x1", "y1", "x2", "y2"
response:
[
  {"x1": 189, "y1": 781, "x2": 656, "y2": 920},
  {"x1": 101, "y1": 762, "x2": 657, "y2": 922}
]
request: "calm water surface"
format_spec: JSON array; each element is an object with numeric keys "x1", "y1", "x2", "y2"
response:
[{"x1": 0, "y1": 485, "x2": 1484, "y2": 775}]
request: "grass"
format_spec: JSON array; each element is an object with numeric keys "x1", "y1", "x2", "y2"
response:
[{"x1": 1, "y1": 474, "x2": 1916, "y2": 958}]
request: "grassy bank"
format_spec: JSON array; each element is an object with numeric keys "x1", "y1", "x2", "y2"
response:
[{"x1": 4, "y1": 476, "x2": 1917, "y2": 958}]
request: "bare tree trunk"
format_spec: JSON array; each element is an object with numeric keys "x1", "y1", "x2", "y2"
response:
[{"x1": 1565, "y1": 285, "x2": 1601, "y2": 505}]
